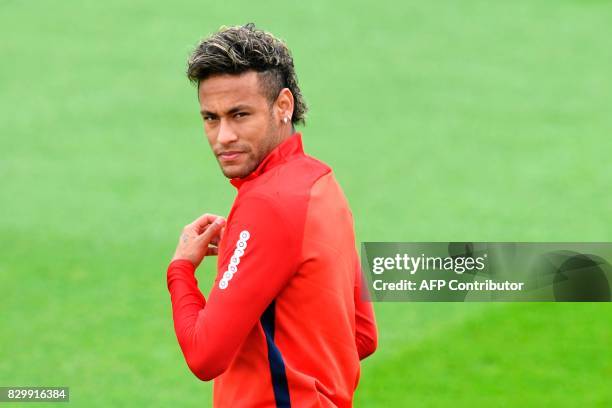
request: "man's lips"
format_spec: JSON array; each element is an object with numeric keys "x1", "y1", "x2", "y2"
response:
[{"x1": 217, "y1": 151, "x2": 244, "y2": 162}]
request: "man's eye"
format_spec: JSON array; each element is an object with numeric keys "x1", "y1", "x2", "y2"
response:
[
  {"x1": 203, "y1": 116, "x2": 217, "y2": 122},
  {"x1": 235, "y1": 112, "x2": 249, "y2": 118}
]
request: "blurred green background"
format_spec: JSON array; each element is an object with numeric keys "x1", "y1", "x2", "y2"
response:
[{"x1": 1, "y1": 0, "x2": 611, "y2": 406}]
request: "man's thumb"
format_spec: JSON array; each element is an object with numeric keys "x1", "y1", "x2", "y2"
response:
[{"x1": 197, "y1": 217, "x2": 226, "y2": 244}]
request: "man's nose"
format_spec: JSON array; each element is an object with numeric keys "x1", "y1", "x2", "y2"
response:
[{"x1": 217, "y1": 119, "x2": 238, "y2": 145}]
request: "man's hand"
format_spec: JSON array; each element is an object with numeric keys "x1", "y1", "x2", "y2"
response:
[{"x1": 172, "y1": 213, "x2": 226, "y2": 268}]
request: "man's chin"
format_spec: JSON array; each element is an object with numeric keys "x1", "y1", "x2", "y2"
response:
[{"x1": 219, "y1": 163, "x2": 251, "y2": 179}]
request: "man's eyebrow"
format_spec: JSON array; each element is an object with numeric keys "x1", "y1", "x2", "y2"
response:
[{"x1": 200, "y1": 104, "x2": 252, "y2": 116}]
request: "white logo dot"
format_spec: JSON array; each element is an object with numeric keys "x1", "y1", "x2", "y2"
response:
[
  {"x1": 239, "y1": 231, "x2": 250, "y2": 240},
  {"x1": 219, "y1": 279, "x2": 228, "y2": 290}
]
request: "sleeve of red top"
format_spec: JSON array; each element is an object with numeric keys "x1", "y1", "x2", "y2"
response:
[
  {"x1": 166, "y1": 195, "x2": 296, "y2": 381},
  {"x1": 354, "y1": 256, "x2": 378, "y2": 360}
]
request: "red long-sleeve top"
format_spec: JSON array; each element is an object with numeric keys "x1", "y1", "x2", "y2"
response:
[{"x1": 167, "y1": 133, "x2": 377, "y2": 407}]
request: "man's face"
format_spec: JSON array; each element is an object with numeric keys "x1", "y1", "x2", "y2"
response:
[{"x1": 198, "y1": 71, "x2": 282, "y2": 179}]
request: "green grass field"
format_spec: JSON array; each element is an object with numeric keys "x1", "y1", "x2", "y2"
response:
[{"x1": 1, "y1": 0, "x2": 611, "y2": 406}]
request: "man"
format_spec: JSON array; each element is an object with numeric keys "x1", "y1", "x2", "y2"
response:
[{"x1": 166, "y1": 23, "x2": 377, "y2": 408}]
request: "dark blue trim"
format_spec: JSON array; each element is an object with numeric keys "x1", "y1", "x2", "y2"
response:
[{"x1": 261, "y1": 301, "x2": 291, "y2": 408}]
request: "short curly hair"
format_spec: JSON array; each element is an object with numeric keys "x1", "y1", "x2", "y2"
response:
[{"x1": 187, "y1": 23, "x2": 308, "y2": 125}]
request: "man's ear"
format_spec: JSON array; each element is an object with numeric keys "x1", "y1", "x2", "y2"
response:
[{"x1": 275, "y1": 88, "x2": 295, "y2": 123}]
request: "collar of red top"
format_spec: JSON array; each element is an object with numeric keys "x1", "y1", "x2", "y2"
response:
[{"x1": 230, "y1": 132, "x2": 304, "y2": 189}]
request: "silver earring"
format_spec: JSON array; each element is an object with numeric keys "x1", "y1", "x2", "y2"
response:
[{"x1": 282, "y1": 117, "x2": 289, "y2": 124}]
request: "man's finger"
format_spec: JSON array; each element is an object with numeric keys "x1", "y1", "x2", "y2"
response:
[
  {"x1": 206, "y1": 247, "x2": 219, "y2": 256},
  {"x1": 210, "y1": 227, "x2": 226, "y2": 246},
  {"x1": 189, "y1": 213, "x2": 218, "y2": 232},
  {"x1": 196, "y1": 217, "x2": 226, "y2": 245}
]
